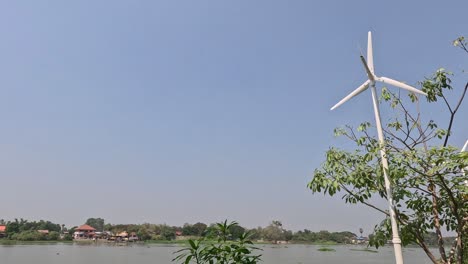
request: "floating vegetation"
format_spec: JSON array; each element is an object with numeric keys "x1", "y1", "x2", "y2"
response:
[
  {"x1": 350, "y1": 248, "x2": 378, "y2": 253},
  {"x1": 317, "y1": 247, "x2": 336, "y2": 252}
]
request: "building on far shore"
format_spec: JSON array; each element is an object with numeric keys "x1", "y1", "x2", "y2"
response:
[
  {"x1": 351, "y1": 236, "x2": 369, "y2": 244},
  {"x1": 73, "y1": 224, "x2": 96, "y2": 239},
  {"x1": 0, "y1": 225, "x2": 6, "y2": 238},
  {"x1": 129, "y1": 232, "x2": 139, "y2": 242}
]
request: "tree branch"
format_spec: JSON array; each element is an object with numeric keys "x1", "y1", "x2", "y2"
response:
[
  {"x1": 443, "y1": 82, "x2": 468, "y2": 146},
  {"x1": 339, "y1": 184, "x2": 389, "y2": 216}
]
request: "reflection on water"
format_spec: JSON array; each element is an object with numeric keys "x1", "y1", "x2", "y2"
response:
[{"x1": 0, "y1": 243, "x2": 431, "y2": 264}]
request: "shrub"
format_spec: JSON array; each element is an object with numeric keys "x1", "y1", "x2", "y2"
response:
[{"x1": 173, "y1": 220, "x2": 261, "y2": 264}]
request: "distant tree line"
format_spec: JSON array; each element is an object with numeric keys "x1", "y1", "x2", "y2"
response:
[
  {"x1": 1, "y1": 218, "x2": 358, "y2": 243},
  {"x1": 2, "y1": 217, "x2": 455, "y2": 246},
  {"x1": 0, "y1": 218, "x2": 65, "y2": 241},
  {"x1": 128, "y1": 220, "x2": 357, "y2": 244}
]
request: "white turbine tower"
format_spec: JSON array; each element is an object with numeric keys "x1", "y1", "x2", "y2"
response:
[
  {"x1": 331, "y1": 32, "x2": 427, "y2": 264},
  {"x1": 462, "y1": 140, "x2": 468, "y2": 182}
]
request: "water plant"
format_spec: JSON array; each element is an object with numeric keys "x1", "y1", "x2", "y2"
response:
[{"x1": 317, "y1": 247, "x2": 336, "y2": 252}]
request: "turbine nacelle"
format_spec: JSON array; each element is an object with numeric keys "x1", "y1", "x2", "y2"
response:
[{"x1": 331, "y1": 31, "x2": 427, "y2": 111}]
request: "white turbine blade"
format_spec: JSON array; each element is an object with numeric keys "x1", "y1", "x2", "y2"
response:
[
  {"x1": 367, "y1": 31, "x2": 374, "y2": 74},
  {"x1": 378, "y1": 76, "x2": 427, "y2": 96},
  {"x1": 462, "y1": 140, "x2": 468, "y2": 152},
  {"x1": 360, "y1": 56, "x2": 375, "y2": 81},
  {"x1": 463, "y1": 140, "x2": 468, "y2": 178},
  {"x1": 330, "y1": 80, "x2": 370, "y2": 110}
]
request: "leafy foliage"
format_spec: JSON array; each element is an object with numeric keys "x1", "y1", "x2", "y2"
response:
[
  {"x1": 173, "y1": 221, "x2": 262, "y2": 264},
  {"x1": 308, "y1": 38, "x2": 468, "y2": 264},
  {"x1": 262, "y1": 221, "x2": 287, "y2": 242},
  {"x1": 5, "y1": 218, "x2": 61, "y2": 239},
  {"x1": 2, "y1": 218, "x2": 63, "y2": 241},
  {"x1": 85, "y1": 218, "x2": 105, "y2": 232}
]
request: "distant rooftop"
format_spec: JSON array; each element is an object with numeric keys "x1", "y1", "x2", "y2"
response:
[{"x1": 76, "y1": 224, "x2": 96, "y2": 231}]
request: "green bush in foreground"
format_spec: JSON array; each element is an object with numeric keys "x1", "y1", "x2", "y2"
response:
[{"x1": 173, "y1": 220, "x2": 262, "y2": 264}]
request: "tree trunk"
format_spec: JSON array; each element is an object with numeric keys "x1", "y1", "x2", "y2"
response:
[
  {"x1": 420, "y1": 240, "x2": 442, "y2": 264},
  {"x1": 413, "y1": 231, "x2": 441, "y2": 264},
  {"x1": 429, "y1": 183, "x2": 447, "y2": 263},
  {"x1": 456, "y1": 234, "x2": 462, "y2": 264}
]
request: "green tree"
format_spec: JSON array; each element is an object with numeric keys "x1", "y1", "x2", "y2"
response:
[
  {"x1": 246, "y1": 227, "x2": 263, "y2": 241},
  {"x1": 317, "y1": 230, "x2": 331, "y2": 242},
  {"x1": 48, "y1": 231, "x2": 60, "y2": 241},
  {"x1": 292, "y1": 229, "x2": 316, "y2": 242},
  {"x1": 308, "y1": 39, "x2": 468, "y2": 264},
  {"x1": 13, "y1": 230, "x2": 46, "y2": 241},
  {"x1": 182, "y1": 223, "x2": 197, "y2": 236},
  {"x1": 37, "y1": 220, "x2": 61, "y2": 232},
  {"x1": 228, "y1": 224, "x2": 246, "y2": 240},
  {"x1": 3, "y1": 218, "x2": 65, "y2": 240},
  {"x1": 262, "y1": 221, "x2": 286, "y2": 243},
  {"x1": 136, "y1": 224, "x2": 153, "y2": 241},
  {"x1": 159, "y1": 225, "x2": 175, "y2": 240},
  {"x1": 103, "y1": 223, "x2": 112, "y2": 231},
  {"x1": 85, "y1": 218, "x2": 105, "y2": 232},
  {"x1": 62, "y1": 234, "x2": 73, "y2": 241},
  {"x1": 192, "y1": 222, "x2": 208, "y2": 237},
  {"x1": 6, "y1": 219, "x2": 21, "y2": 238},
  {"x1": 68, "y1": 226, "x2": 77, "y2": 236},
  {"x1": 203, "y1": 224, "x2": 218, "y2": 239}
]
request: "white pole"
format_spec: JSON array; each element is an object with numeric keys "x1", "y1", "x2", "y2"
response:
[
  {"x1": 462, "y1": 140, "x2": 467, "y2": 185},
  {"x1": 370, "y1": 85, "x2": 404, "y2": 264}
]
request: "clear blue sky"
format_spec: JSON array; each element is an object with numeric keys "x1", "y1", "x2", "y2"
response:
[{"x1": 0, "y1": 0, "x2": 466, "y2": 234}]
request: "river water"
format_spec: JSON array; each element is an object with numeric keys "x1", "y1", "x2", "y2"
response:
[{"x1": 0, "y1": 243, "x2": 430, "y2": 264}]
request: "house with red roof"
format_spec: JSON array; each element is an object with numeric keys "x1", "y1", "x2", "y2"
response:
[
  {"x1": 37, "y1": 230, "x2": 49, "y2": 235},
  {"x1": 73, "y1": 224, "x2": 96, "y2": 239},
  {"x1": 0, "y1": 225, "x2": 6, "y2": 238}
]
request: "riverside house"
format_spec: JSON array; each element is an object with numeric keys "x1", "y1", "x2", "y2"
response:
[
  {"x1": 37, "y1": 230, "x2": 49, "y2": 235},
  {"x1": 73, "y1": 224, "x2": 96, "y2": 239},
  {"x1": 0, "y1": 225, "x2": 6, "y2": 238}
]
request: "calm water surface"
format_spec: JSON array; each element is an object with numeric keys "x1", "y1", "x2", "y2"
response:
[{"x1": 0, "y1": 243, "x2": 430, "y2": 264}]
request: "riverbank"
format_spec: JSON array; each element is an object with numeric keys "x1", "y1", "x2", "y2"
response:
[
  {"x1": 144, "y1": 239, "x2": 340, "y2": 246},
  {"x1": 0, "y1": 239, "x2": 341, "y2": 246},
  {"x1": 0, "y1": 240, "x2": 73, "y2": 245}
]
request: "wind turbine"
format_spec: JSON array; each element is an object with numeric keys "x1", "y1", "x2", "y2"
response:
[{"x1": 330, "y1": 32, "x2": 427, "y2": 264}]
